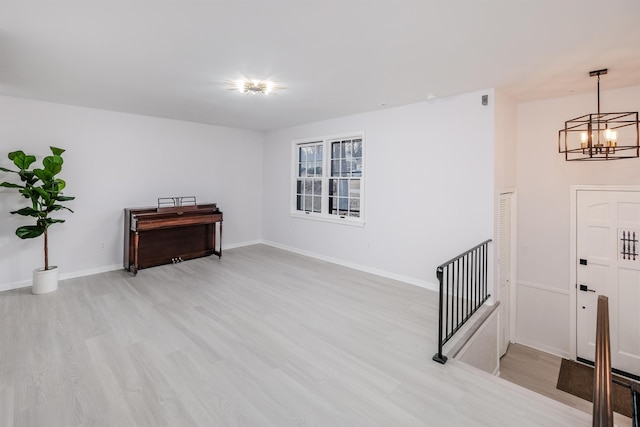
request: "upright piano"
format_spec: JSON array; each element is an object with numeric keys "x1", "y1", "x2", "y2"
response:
[{"x1": 123, "y1": 197, "x2": 222, "y2": 275}]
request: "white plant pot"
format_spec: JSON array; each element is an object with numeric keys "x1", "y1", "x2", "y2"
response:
[{"x1": 32, "y1": 266, "x2": 59, "y2": 295}]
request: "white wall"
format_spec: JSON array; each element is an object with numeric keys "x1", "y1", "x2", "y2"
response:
[
  {"x1": 0, "y1": 96, "x2": 264, "y2": 289},
  {"x1": 515, "y1": 84, "x2": 640, "y2": 357},
  {"x1": 262, "y1": 90, "x2": 495, "y2": 290},
  {"x1": 494, "y1": 90, "x2": 517, "y2": 190}
]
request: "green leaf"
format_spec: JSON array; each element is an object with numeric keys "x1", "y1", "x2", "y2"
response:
[
  {"x1": 8, "y1": 151, "x2": 36, "y2": 170},
  {"x1": 33, "y1": 168, "x2": 53, "y2": 183},
  {"x1": 34, "y1": 187, "x2": 52, "y2": 202},
  {"x1": 0, "y1": 182, "x2": 23, "y2": 189},
  {"x1": 16, "y1": 225, "x2": 45, "y2": 239},
  {"x1": 55, "y1": 178, "x2": 66, "y2": 191},
  {"x1": 42, "y1": 218, "x2": 65, "y2": 225},
  {"x1": 0, "y1": 166, "x2": 17, "y2": 173},
  {"x1": 55, "y1": 195, "x2": 75, "y2": 202},
  {"x1": 43, "y1": 155, "x2": 63, "y2": 175},
  {"x1": 10, "y1": 207, "x2": 40, "y2": 217},
  {"x1": 48, "y1": 204, "x2": 74, "y2": 213},
  {"x1": 50, "y1": 146, "x2": 65, "y2": 156}
]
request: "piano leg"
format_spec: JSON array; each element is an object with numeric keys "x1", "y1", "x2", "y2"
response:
[
  {"x1": 133, "y1": 231, "x2": 140, "y2": 274},
  {"x1": 211, "y1": 221, "x2": 222, "y2": 259},
  {"x1": 218, "y1": 221, "x2": 222, "y2": 259}
]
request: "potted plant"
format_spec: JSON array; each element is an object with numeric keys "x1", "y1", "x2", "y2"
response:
[{"x1": 0, "y1": 146, "x2": 75, "y2": 294}]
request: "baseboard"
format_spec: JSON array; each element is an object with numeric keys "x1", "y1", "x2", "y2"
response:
[
  {"x1": 514, "y1": 338, "x2": 571, "y2": 360},
  {"x1": 261, "y1": 240, "x2": 439, "y2": 291},
  {"x1": 0, "y1": 279, "x2": 31, "y2": 293},
  {"x1": 0, "y1": 240, "x2": 266, "y2": 293},
  {"x1": 1, "y1": 239, "x2": 437, "y2": 293},
  {"x1": 60, "y1": 264, "x2": 123, "y2": 281},
  {"x1": 223, "y1": 239, "x2": 262, "y2": 250}
]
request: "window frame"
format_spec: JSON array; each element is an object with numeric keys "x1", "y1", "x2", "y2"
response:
[{"x1": 291, "y1": 131, "x2": 365, "y2": 226}]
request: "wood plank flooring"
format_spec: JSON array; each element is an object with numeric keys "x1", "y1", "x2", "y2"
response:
[
  {"x1": 0, "y1": 244, "x2": 590, "y2": 426},
  {"x1": 499, "y1": 343, "x2": 632, "y2": 427}
]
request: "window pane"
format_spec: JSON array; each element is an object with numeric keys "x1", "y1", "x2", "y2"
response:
[
  {"x1": 296, "y1": 179, "x2": 303, "y2": 194},
  {"x1": 296, "y1": 195, "x2": 303, "y2": 210},
  {"x1": 353, "y1": 139, "x2": 362, "y2": 157},
  {"x1": 314, "y1": 162, "x2": 322, "y2": 176},
  {"x1": 339, "y1": 197, "x2": 348, "y2": 211},
  {"x1": 313, "y1": 196, "x2": 321, "y2": 212},
  {"x1": 298, "y1": 163, "x2": 306, "y2": 177},
  {"x1": 344, "y1": 141, "x2": 352, "y2": 159},
  {"x1": 313, "y1": 179, "x2": 322, "y2": 195},
  {"x1": 349, "y1": 198, "x2": 360, "y2": 211},
  {"x1": 304, "y1": 179, "x2": 313, "y2": 194},
  {"x1": 351, "y1": 158, "x2": 362, "y2": 176},
  {"x1": 304, "y1": 195, "x2": 312, "y2": 211},
  {"x1": 331, "y1": 160, "x2": 340, "y2": 176},
  {"x1": 349, "y1": 179, "x2": 360, "y2": 197},
  {"x1": 316, "y1": 145, "x2": 323, "y2": 161},
  {"x1": 332, "y1": 142, "x2": 341, "y2": 159},
  {"x1": 338, "y1": 179, "x2": 348, "y2": 197},
  {"x1": 329, "y1": 196, "x2": 337, "y2": 214}
]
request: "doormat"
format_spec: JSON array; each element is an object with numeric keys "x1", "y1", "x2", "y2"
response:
[{"x1": 556, "y1": 358, "x2": 632, "y2": 418}]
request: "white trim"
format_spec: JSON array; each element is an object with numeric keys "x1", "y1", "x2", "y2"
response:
[
  {"x1": 516, "y1": 338, "x2": 571, "y2": 360},
  {"x1": 222, "y1": 239, "x2": 263, "y2": 250},
  {"x1": 289, "y1": 212, "x2": 365, "y2": 227},
  {"x1": 0, "y1": 240, "x2": 265, "y2": 293},
  {"x1": 261, "y1": 239, "x2": 438, "y2": 291},
  {"x1": 569, "y1": 184, "x2": 640, "y2": 361},
  {"x1": 0, "y1": 279, "x2": 30, "y2": 292},
  {"x1": 517, "y1": 280, "x2": 570, "y2": 296},
  {"x1": 496, "y1": 188, "x2": 518, "y2": 347},
  {"x1": 0, "y1": 263, "x2": 123, "y2": 293}
]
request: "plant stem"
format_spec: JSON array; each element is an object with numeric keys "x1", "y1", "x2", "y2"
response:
[{"x1": 44, "y1": 227, "x2": 49, "y2": 270}]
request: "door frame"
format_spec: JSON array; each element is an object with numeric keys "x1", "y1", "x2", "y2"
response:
[
  {"x1": 569, "y1": 184, "x2": 640, "y2": 360},
  {"x1": 496, "y1": 188, "x2": 518, "y2": 346}
]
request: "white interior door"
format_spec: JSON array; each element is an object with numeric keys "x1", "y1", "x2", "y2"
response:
[
  {"x1": 498, "y1": 192, "x2": 514, "y2": 357},
  {"x1": 576, "y1": 190, "x2": 640, "y2": 376}
]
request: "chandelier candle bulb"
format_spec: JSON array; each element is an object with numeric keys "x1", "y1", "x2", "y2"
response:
[{"x1": 581, "y1": 132, "x2": 588, "y2": 148}]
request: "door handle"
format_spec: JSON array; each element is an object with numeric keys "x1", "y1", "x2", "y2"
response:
[{"x1": 579, "y1": 284, "x2": 596, "y2": 293}]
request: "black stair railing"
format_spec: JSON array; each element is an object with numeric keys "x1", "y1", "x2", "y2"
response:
[{"x1": 432, "y1": 239, "x2": 492, "y2": 364}]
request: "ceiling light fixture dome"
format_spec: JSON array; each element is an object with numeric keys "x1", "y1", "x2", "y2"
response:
[
  {"x1": 558, "y1": 69, "x2": 639, "y2": 161},
  {"x1": 234, "y1": 79, "x2": 281, "y2": 95}
]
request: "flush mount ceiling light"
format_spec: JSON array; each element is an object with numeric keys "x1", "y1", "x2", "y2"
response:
[
  {"x1": 233, "y1": 79, "x2": 281, "y2": 95},
  {"x1": 558, "y1": 69, "x2": 639, "y2": 161}
]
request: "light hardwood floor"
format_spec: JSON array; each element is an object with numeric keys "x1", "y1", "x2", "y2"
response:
[
  {"x1": 1, "y1": 244, "x2": 590, "y2": 426},
  {"x1": 499, "y1": 343, "x2": 632, "y2": 427}
]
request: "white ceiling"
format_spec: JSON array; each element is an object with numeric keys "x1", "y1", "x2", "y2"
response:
[{"x1": 1, "y1": 1, "x2": 639, "y2": 131}]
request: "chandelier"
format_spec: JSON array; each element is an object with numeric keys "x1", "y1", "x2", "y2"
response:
[{"x1": 558, "y1": 69, "x2": 639, "y2": 161}]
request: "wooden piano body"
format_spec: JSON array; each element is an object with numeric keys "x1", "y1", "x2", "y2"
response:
[{"x1": 123, "y1": 202, "x2": 222, "y2": 274}]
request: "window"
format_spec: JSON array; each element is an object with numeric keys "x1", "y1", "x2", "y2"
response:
[{"x1": 293, "y1": 132, "x2": 364, "y2": 224}]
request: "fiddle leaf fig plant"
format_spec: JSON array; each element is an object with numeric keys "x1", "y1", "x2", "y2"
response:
[{"x1": 0, "y1": 146, "x2": 75, "y2": 271}]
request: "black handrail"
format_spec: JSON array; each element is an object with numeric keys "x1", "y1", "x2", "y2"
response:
[{"x1": 432, "y1": 239, "x2": 492, "y2": 364}]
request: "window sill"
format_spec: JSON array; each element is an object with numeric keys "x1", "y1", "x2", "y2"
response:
[{"x1": 290, "y1": 212, "x2": 365, "y2": 227}]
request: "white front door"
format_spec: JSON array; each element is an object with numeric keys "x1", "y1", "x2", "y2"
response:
[{"x1": 576, "y1": 190, "x2": 640, "y2": 376}]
